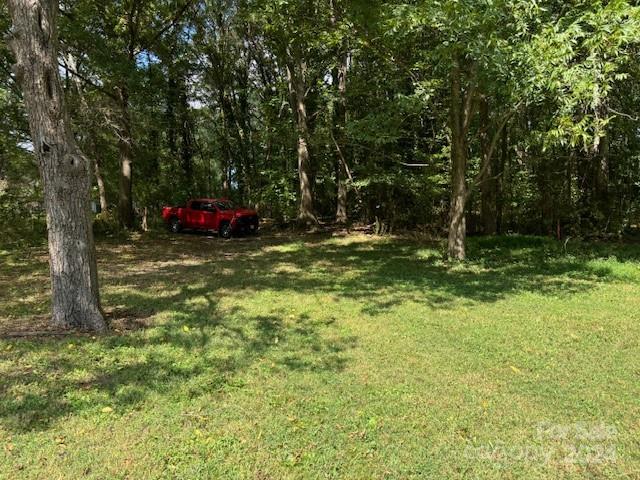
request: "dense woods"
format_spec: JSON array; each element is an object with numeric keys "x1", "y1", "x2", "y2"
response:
[{"x1": 2, "y1": 0, "x2": 640, "y2": 257}]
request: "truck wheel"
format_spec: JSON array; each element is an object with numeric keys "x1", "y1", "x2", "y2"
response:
[
  {"x1": 219, "y1": 222, "x2": 232, "y2": 239},
  {"x1": 169, "y1": 217, "x2": 181, "y2": 233}
]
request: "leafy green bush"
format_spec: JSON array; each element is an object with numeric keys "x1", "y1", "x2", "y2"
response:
[
  {"x1": 0, "y1": 183, "x2": 46, "y2": 248},
  {"x1": 93, "y1": 210, "x2": 122, "y2": 236}
]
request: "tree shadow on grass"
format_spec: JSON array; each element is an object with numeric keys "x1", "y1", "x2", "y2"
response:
[
  {"x1": 102, "y1": 233, "x2": 639, "y2": 317},
  {"x1": 0, "y1": 271, "x2": 357, "y2": 433},
  {"x1": 1, "y1": 233, "x2": 638, "y2": 434}
]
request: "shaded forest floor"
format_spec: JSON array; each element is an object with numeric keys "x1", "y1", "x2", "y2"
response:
[{"x1": 1, "y1": 232, "x2": 639, "y2": 479}]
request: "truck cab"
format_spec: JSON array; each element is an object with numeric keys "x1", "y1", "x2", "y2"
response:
[{"x1": 162, "y1": 198, "x2": 259, "y2": 238}]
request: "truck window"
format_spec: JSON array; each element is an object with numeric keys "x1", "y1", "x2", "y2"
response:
[
  {"x1": 214, "y1": 201, "x2": 234, "y2": 211},
  {"x1": 202, "y1": 202, "x2": 216, "y2": 212},
  {"x1": 190, "y1": 201, "x2": 202, "y2": 210}
]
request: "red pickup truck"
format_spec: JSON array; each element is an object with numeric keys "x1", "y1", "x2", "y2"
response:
[{"x1": 162, "y1": 198, "x2": 259, "y2": 238}]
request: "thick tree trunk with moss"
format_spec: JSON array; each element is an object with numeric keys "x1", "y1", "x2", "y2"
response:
[{"x1": 7, "y1": 0, "x2": 106, "y2": 331}]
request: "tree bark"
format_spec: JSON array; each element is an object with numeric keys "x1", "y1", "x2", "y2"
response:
[
  {"x1": 331, "y1": 0, "x2": 348, "y2": 224},
  {"x1": 66, "y1": 53, "x2": 109, "y2": 214},
  {"x1": 91, "y1": 136, "x2": 108, "y2": 212},
  {"x1": 179, "y1": 89, "x2": 194, "y2": 185},
  {"x1": 117, "y1": 85, "x2": 134, "y2": 228},
  {"x1": 594, "y1": 130, "x2": 610, "y2": 230},
  {"x1": 447, "y1": 60, "x2": 468, "y2": 260},
  {"x1": 336, "y1": 165, "x2": 348, "y2": 223},
  {"x1": 479, "y1": 98, "x2": 497, "y2": 235},
  {"x1": 95, "y1": 158, "x2": 108, "y2": 212},
  {"x1": 7, "y1": 0, "x2": 106, "y2": 331},
  {"x1": 334, "y1": 52, "x2": 349, "y2": 224},
  {"x1": 496, "y1": 127, "x2": 507, "y2": 233},
  {"x1": 286, "y1": 57, "x2": 316, "y2": 225},
  {"x1": 116, "y1": 2, "x2": 140, "y2": 229},
  {"x1": 166, "y1": 61, "x2": 179, "y2": 157}
]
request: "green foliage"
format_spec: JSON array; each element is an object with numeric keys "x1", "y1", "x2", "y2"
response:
[
  {"x1": 1, "y1": 0, "x2": 640, "y2": 237},
  {"x1": 523, "y1": 1, "x2": 640, "y2": 149},
  {"x1": 92, "y1": 210, "x2": 122, "y2": 237},
  {"x1": 0, "y1": 188, "x2": 46, "y2": 248}
]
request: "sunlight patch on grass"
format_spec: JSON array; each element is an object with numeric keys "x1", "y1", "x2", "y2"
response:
[
  {"x1": 0, "y1": 233, "x2": 639, "y2": 478},
  {"x1": 583, "y1": 257, "x2": 640, "y2": 282},
  {"x1": 272, "y1": 263, "x2": 304, "y2": 274},
  {"x1": 262, "y1": 241, "x2": 306, "y2": 253},
  {"x1": 414, "y1": 247, "x2": 441, "y2": 260}
]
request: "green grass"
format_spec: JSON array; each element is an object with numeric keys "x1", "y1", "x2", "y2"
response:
[{"x1": 1, "y1": 232, "x2": 639, "y2": 479}]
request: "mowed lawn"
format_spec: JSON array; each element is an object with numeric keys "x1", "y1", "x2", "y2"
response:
[{"x1": 0, "y1": 232, "x2": 639, "y2": 479}]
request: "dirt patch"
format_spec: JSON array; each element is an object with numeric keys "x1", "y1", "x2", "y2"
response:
[{"x1": 0, "y1": 308, "x2": 155, "y2": 339}]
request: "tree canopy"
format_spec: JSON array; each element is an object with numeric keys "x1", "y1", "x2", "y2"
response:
[{"x1": 2, "y1": 0, "x2": 640, "y2": 253}]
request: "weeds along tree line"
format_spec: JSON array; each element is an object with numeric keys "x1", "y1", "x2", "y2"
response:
[{"x1": 1, "y1": 1, "x2": 640, "y2": 327}]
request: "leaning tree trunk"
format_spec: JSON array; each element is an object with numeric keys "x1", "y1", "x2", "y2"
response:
[
  {"x1": 448, "y1": 61, "x2": 468, "y2": 260},
  {"x1": 7, "y1": 0, "x2": 106, "y2": 331}
]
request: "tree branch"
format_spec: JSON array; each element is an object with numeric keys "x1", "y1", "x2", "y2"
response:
[
  {"x1": 467, "y1": 102, "x2": 521, "y2": 198},
  {"x1": 609, "y1": 107, "x2": 639, "y2": 122},
  {"x1": 134, "y1": 0, "x2": 196, "y2": 57},
  {"x1": 330, "y1": 128, "x2": 363, "y2": 201},
  {"x1": 58, "y1": 60, "x2": 119, "y2": 102},
  {"x1": 399, "y1": 162, "x2": 430, "y2": 167}
]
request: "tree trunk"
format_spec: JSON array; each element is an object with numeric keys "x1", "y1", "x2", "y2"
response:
[
  {"x1": 336, "y1": 167, "x2": 348, "y2": 224},
  {"x1": 496, "y1": 127, "x2": 507, "y2": 233},
  {"x1": 179, "y1": 89, "x2": 194, "y2": 185},
  {"x1": 217, "y1": 90, "x2": 233, "y2": 196},
  {"x1": 166, "y1": 65, "x2": 178, "y2": 157},
  {"x1": 236, "y1": 62, "x2": 254, "y2": 202},
  {"x1": 7, "y1": 0, "x2": 106, "y2": 331},
  {"x1": 595, "y1": 131, "x2": 610, "y2": 231},
  {"x1": 66, "y1": 53, "x2": 109, "y2": 214},
  {"x1": 93, "y1": 145, "x2": 108, "y2": 212},
  {"x1": 297, "y1": 123, "x2": 315, "y2": 225},
  {"x1": 86, "y1": 127, "x2": 108, "y2": 213},
  {"x1": 331, "y1": 0, "x2": 348, "y2": 224},
  {"x1": 479, "y1": 98, "x2": 497, "y2": 235},
  {"x1": 286, "y1": 58, "x2": 316, "y2": 225},
  {"x1": 448, "y1": 60, "x2": 468, "y2": 260},
  {"x1": 335, "y1": 52, "x2": 349, "y2": 224},
  {"x1": 0, "y1": 144, "x2": 5, "y2": 184},
  {"x1": 117, "y1": 85, "x2": 134, "y2": 228}
]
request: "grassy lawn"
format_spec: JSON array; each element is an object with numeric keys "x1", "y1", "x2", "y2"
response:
[{"x1": 0, "y1": 232, "x2": 639, "y2": 479}]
